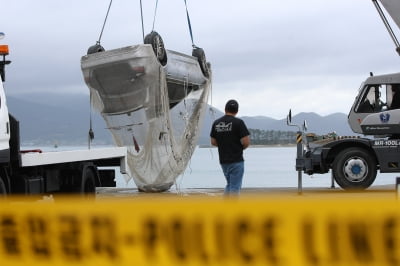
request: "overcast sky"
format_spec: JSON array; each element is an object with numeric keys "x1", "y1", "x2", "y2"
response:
[{"x1": 1, "y1": 0, "x2": 400, "y2": 119}]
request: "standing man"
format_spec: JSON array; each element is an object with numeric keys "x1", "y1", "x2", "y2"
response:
[{"x1": 210, "y1": 99, "x2": 250, "y2": 195}]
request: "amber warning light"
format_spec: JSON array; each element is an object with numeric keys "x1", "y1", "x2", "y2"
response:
[{"x1": 0, "y1": 45, "x2": 9, "y2": 55}]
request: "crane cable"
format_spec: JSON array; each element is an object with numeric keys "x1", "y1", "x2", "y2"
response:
[
  {"x1": 183, "y1": 0, "x2": 196, "y2": 48},
  {"x1": 146, "y1": 0, "x2": 197, "y2": 48},
  {"x1": 88, "y1": 90, "x2": 95, "y2": 149},
  {"x1": 97, "y1": 0, "x2": 197, "y2": 49},
  {"x1": 89, "y1": 0, "x2": 199, "y2": 147},
  {"x1": 88, "y1": 0, "x2": 113, "y2": 148},
  {"x1": 151, "y1": 0, "x2": 159, "y2": 33},
  {"x1": 97, "y1": 0, "x2": 113, "y2": 45},
  {"x1": 140, "y1": 0, "x2": 145, "y2": 42}
]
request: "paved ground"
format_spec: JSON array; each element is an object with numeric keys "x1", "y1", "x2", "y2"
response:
[{"x1": 95, "y1": 184, "x2": 398, "y2": 200}]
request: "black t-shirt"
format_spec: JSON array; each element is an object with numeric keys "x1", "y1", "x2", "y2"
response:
[{"x1": 210, "y1": 115, "x2": 250, "y2": 164}]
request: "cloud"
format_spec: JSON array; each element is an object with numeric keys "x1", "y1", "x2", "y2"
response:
[{"x1": 1, "y1": 0, "x2": 400, "y2": 119}]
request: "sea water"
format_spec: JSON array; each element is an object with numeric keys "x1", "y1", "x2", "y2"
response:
[
  {"x1": 28, "y1": 146, "x2": 397, "y2": 189},
  {"x1": 117, "y1": 146, "x2": 396, "y2": 189}
]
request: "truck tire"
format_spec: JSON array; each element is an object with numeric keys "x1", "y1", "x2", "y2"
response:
[
  {"x1": 144, "y1": 31, "x2": 167, "y2": 66},
  {"x1": 332, "y1": 148, "x2": 377, "y2": 190},
  {"x1": 0, "y1": 178, "x2": 6, "y2": 197},
  {"x1": 80, "y1": 167, "x2": 96, "y2": 194}
]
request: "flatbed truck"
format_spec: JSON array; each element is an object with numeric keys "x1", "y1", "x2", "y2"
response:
[{"x1": 0, "y1": 39, "x2": 128, "y2": 196}]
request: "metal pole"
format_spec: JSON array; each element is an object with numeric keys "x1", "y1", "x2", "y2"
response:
[
  {"x1": 297, "y1": 170, "x2": 302, "y2": 195},
  {"x1": 296, "y1": 131, "x2": 303, "y2": 195}
]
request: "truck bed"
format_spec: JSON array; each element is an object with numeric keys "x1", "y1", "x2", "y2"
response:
[{"x1": 20, "y1": 147, "x2": 128, "y2": 173}]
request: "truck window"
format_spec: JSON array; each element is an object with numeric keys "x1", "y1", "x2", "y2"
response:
[
  {"x1": 355, "y1": 85, "x2": 387, "y2": 113},
  {"x1": 378, "y1": 85, "x2": 387, "y2": 110},
  {"x1": 356, "y1": 86, "x2": 375, "y2": 113},
  {"x1": 387, "y1": 84, "x2": 400, "y2": 109}
]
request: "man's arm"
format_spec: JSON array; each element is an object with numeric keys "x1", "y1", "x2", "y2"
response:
[
  {"x1": 211, "y1": 137, "x2": 218, "y2": 147},
  {"x1": 241, "y1": 135, "x2": 250, "y2": 150}
]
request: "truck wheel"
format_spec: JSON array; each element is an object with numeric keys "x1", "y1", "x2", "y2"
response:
[
  {"x1": 332, "y1": 148, "x2": 377, "y2": 190},
  {"x1": 0, "y1": 178, "x2": 6, "y2": 196},
  {"x1": 80, "y1": 167, "x2": 96, "y2": 194},
  {"x1": 144, "y1": 31, "x2": 167, "y2": 66}
]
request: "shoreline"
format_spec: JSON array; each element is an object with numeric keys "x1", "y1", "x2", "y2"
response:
[
  {"x1": 199, "y1": 144, "x2": 296, "y2": 148},
  {"x1": 95, "y1": 183, "x2": 396, "y2": 199}
]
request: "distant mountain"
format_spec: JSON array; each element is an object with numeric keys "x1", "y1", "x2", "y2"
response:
[
  {"x1": 7, "y1": 93, "x2": 112, "y2": 146},
  {"x1": 237, "y1": 112, "x2": 353, "y2": 135},
  {"x1": 289, "y1": 112, "x2": 353, "y2": 135},
  {"x1": 201, "y1": 111, "x2": 354, "y2": 143},
  {"x1": 6, "y1": 93, "x2": 355, "y2": 146}
]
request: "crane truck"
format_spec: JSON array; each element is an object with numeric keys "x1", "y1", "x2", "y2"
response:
[
  {"x1": 289, "y1": 0, "x2": 400, "y2": 190},
  {"x1": 0, "y1": 37, "x2": 129, "y2": 196}
]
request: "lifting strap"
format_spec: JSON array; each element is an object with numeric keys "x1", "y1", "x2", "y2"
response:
[
  {"x1": 97, "y1": 0, "x2": 113, "y2": 45},
  {"x1": 151, "y1": 0, "x2": 159, "y2": 32},
  {"x1": 140, "y1": 0, "x2": 145, "y2": 42},
  {"x1": 88, "y1": 90, "x2": 95, "y2": 149},
  {"x1": 88, "y1": 0, "x2": 113, "y2": 149},
  {"x1": 183, "y1": 0, "x2": 196, "y2": 48}
]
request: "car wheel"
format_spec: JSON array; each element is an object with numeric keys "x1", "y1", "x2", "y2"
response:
[
  {"x1": 144, "y1": 31, "x2": 167, "y2": 66},
  {"x1": 87, "y1": 44, "x2": 105, "y2": 55},
  {"x1": 192, "y1": 47, "x2": 210, "y2": 78}
]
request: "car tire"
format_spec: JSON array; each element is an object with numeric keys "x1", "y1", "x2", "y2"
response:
[
  {"x1": 81, "y1": 167, "x2": 96, "y2": 194},
  {"x1": 87, "y1": 44, "x2": 105, "y2": 55},
  {"x1": 192, "y1": 47, "x2": 210, "y2": 78},
  {"x1": 144, "y1": 31, "x2": 167, "y2": 66}
]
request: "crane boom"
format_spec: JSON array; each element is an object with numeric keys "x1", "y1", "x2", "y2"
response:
[
  {"x1": 373, "y1": 0, "x2": 400, "y2": 55},
  {"x1": 380, "y1": 0, "x2": 400, "y2": 29}
]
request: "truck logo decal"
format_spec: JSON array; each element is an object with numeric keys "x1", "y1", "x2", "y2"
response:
[
  {"x1": 374, "y1": 139, "x2": 400, "y2": 146},
  {"x1": 379, "y1": 113, "x2": 390, "y2": 123}
]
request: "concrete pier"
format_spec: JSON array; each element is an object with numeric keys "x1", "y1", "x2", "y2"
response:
[{"x1": 95, "y1": 184, "x2": 396, "y2": 199}]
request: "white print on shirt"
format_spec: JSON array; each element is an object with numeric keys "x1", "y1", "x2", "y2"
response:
[{"x1": 215, "y1": 122, "x2": 232, "y2": 132}]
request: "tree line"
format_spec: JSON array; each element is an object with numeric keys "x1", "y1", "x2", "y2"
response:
[{"x1": 248, "y1": 128, "x2": 297, "y2": 145}]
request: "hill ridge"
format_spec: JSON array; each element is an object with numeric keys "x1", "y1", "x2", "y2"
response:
[{"x1": 7, "y1": 93, "x2": 354, "y2": 146}]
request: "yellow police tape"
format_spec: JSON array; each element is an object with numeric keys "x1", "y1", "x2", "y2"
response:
[{"x1": 0, "y1": 196, "x2": 399, "y2": 266}]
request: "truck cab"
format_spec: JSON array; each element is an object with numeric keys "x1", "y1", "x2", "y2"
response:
[{"x1": 348, "y1": 72, "x2": 400, "y2": 136}]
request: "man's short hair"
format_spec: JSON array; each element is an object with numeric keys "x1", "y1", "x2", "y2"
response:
[{"x1": 225, "y1": 99, "x2": 239, "y2": 113}]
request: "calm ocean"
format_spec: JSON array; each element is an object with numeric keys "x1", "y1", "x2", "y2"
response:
[
  {"x1": 116, "y1": 146, "x2": 396, "y2": 189},
  {"x1": 27, "y1": 146, "x2": 397, "y2": 189}
]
